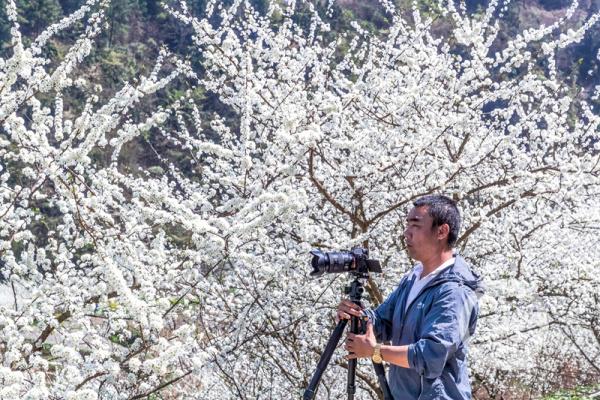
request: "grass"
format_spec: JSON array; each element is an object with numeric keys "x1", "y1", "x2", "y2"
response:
[{"x1": 544, "y1": 384, "x2": 600, "y2": 399}]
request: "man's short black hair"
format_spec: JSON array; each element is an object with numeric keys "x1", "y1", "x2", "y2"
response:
[{"x1": 413, "y1": 195, "x2": 461, "y2": 247}]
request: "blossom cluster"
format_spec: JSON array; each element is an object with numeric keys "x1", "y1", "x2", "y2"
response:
[
  {"x1": 1, "y1": 1, "x2": 206, "y2": 398},
  {"x1": 168, "y1": 0, "x2": 600, "y2": 397}
]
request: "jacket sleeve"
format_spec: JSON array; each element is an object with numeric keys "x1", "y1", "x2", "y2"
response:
[
  {"x1": 407, "y1": 284, "x2": 476, "y2": 379},
  {"x1": 363, "y1": 280, "x2": 404, "y2": 343}
]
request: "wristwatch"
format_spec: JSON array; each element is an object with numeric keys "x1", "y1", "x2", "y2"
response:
[{"x1": 372, "y1": 343, "x2": 383, "y2": 364}]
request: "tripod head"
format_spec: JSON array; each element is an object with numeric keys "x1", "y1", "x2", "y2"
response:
[{"x1": 345, "y1": 271, "x2": 368, "y2": 298}]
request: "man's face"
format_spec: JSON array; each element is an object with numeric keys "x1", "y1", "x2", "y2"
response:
[{"x1": 403, "y1": 206, "x2": 442, "y2": 262}]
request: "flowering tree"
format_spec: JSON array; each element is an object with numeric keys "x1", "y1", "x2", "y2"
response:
[
  {"x1": 167, "y1": 0, "x2": 600, "y2": 398},
  {"x1": 0, "y1": 0, "x2": 214, "y2": 398},
  {"x1": 1, "y1": 0, "x2": 599, "y2": 399}
]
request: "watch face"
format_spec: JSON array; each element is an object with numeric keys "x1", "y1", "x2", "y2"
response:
[{"x1": 372, "y1": 354, "x2": 382, "y2": 363}]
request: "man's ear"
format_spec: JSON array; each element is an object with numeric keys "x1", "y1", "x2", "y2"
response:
[{"x1": 437, "y1": 223, "x2": 450, "y2": 242}]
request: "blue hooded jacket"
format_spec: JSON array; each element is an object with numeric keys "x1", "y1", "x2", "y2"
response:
[{"x1": 364, "y1": 255, "x2": 484, "y2": 400}]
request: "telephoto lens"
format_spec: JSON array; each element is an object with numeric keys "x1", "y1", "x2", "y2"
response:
[
  {"x1": 309, "y1": 250, "x2": 355, "y2": 276},
  {"x1": 309, "y1": 248, "x2": 381, "y2": 277}
]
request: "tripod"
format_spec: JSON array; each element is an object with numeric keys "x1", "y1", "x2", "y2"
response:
[{"x1": 303, "y1": 273, "x2": 393, "y2": 400}]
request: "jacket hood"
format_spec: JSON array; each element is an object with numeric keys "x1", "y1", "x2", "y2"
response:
[{"x1": 435, "y1": 255, "x2": 485, "y2": 298}]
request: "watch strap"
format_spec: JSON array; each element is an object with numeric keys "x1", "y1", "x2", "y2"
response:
[{"x1": 372, "y1": 343, "x2": 383, "y2": 363}]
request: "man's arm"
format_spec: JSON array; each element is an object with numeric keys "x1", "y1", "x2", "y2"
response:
[
  {"x1": 380, "y1": 344, "x2": 409, "y2": 368},
  {"x1": 345, "y1": 324, "x2": 409, "y2": 368}
]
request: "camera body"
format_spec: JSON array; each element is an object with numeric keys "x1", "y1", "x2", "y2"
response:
[{"x1": 309, "y1": 247, "x2": 382, "y2": 277}]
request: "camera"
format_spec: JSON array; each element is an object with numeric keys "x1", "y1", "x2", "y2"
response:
[{"x1": 309, "y1": 247, "x2": 382, "y2": 277}]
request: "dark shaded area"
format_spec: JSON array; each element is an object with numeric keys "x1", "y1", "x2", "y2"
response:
[
  {"x1": 0, "y1": 259, "x2": 5, "y2": 283},
  {"x1": 540, "y1": 0, "x2": 573, "y2": 10}
]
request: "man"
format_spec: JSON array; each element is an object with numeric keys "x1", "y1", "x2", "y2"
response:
[{"x1": 337, "y1": 195, "x2": 484, "y2": 399}]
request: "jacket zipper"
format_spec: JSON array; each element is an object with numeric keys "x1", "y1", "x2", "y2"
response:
[{"x1": 417, "y1": 374, "x2": 424, "y2": 400}]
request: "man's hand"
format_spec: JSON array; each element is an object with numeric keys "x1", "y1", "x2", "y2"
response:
[
  {"x1": 345, "y1": 322, "x2": 376, "y2": 360},
  {"x1": 336, "y1": 299, "x2": 363, "y2": 322}
]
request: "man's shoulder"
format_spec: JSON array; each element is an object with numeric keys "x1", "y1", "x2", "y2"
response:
[
  {"x1": 431, "y1": 280, "x2": 463, "y2": 294},
  {"x1": 451, "y1": 254, "x2": 485, "y2": 296}
]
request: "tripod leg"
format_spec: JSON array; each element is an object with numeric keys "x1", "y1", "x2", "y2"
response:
[
  {"x1": 347, "y1": 357, "x2": 357, "y2": 400},
  {"x1": 372, "y1": 362, "x2": 393, "y2": 400},
  {"x1": 346, "y1": 312, "x2": 362, "y2": 400},
  {"x1": 303, "y1": 319, "x2": 348, "y2": 400}
]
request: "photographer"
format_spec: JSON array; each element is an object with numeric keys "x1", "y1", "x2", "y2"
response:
[{"x1": 337, "y1": 195, "x2": 484, "y2": 400}]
